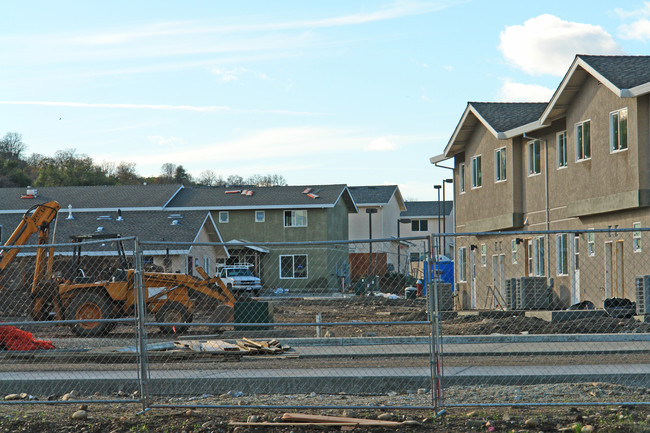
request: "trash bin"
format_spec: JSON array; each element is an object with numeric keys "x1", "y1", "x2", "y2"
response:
[{"x1": 405, "y1": 287, "x2": 417, "y2": 299}]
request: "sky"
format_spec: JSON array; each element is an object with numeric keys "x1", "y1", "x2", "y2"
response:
[{"x1": 2, "y1": 1, "x2": 650, "y2": 201}]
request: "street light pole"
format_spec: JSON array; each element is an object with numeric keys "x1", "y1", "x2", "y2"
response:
[
  {"x1": 442, "y1": 178, "x2": 453, "y2": 257},
  {"x1": 397, "y1": 218, "x2": 412, "y2": 274},
  {"x1": 434, "y1": 185, "x2": 442, "y2": 259}
]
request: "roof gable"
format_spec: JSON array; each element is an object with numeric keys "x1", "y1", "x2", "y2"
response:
[
  {"x1": 348, "y1": 185, "x2": 406, "y2": 211},
  {"x1": 401, "y1": 200, "x2": 453, "y2": 218},
  {"x1": 541, "y1": 55, "x2": 650, "y2": 124}
]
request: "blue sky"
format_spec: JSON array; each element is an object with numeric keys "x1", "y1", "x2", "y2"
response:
[{"x1": 2, "y1": 1, "x2": 650, "y2": 200}]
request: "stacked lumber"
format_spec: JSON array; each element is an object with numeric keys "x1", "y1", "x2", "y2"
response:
[
  {"x1": 234, "y1": 338, "x2": 290, "y2": 355},
  {"x1": 230, "y1": 412, "x2": 402, "y2": 427}
]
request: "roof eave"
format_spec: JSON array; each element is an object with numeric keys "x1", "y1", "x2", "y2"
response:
[{"x1": 444, "y1": 104, "x2": 500, "y2": 159}]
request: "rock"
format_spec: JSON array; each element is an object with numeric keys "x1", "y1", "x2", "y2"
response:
[
  {"x1": 524, "y1": 418, "x2": 539, "y2": 427},
  {"x1": 79, "y1": 404, "x2": 88, "y2": 411},
  {"x1": 247, "y1": 415, "x2": 259, "y2": 423},
  {"x1": 342, "y1": 410, "x2": 357, "y2": 418},
  {"x1": 19, "y1": 393, "x2": 28, "y2": 399},
  {"x1": 417, "y1": 388, "x2": 427, "y2": 394},
  {"x1": 202, "y1": 421, "x2": 217, "y2": 429},
  {"x1": 466, "y1": 419, "x2": 486, "y2": 428},
  {"x1": 4, "y1": 394, "x2": 20, "y2": 401},
  {"x1": 402, "y1": 420, "x2": 420, "y2": 426},
  {"x1": 62, "y1": 393, "x2": 73, "y2": 401},
  {"x1": 466, "y1": 410, "x2": 478, "y2": 417},
  {"x1": 324, "y1": 330, "x2": 335, "y2": 338},
  {"x1": 377, "y1": 413, "x2": 394, "y2": 421},
  {"x1": 71, "y1": 410, "x2": 88, "y2": 420},
  {"x1": 185, "y1": 409, "x2": 195, "y2": 417},
  {"x1": 581, "y1": 425, "x2": 594, "y2": 433},
  {"x1": 68, "y1": 390, "x2": 79, "y2": 398},
  {"x1": 502, "y1": 413, "x2": 511, "y2": 421}
]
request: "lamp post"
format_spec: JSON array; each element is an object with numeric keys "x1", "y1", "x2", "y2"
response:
[
  {"x1": 442, "y1": 178, "x2": 453, "y2": 257},
  {"x1": 366, "y1": 208, "x2": 378, "y2": 289},
  {"x1": 434, "y1": 185, "x2": 442, "y2": 260},
  {"x1": 397, "y1": 218, "x2": 412, "y2": 274}
]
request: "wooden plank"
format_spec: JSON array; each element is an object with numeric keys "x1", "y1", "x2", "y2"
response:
[
  {"x1": 201, "y1": 340, "x2": 240, "y2": 352},
  {"x1": 229, "y1": 422, "x2": 375, "y2": 426},
  {"x1": 281, "y1": 413, "x2": 400, "y2": 426},
  {"x1": 242, "y1": 337, "x2": 264, "y2": 348}
]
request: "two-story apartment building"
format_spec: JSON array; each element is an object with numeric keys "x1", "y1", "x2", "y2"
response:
[
  {"x1": 432, "y1": 55, "x2": 650, "y2": 311},
  {"x1": 400, "y1": 200, "x2": 454, "y2": 262}
]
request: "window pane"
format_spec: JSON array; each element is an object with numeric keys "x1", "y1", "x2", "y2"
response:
[
  {"x1": 577, "y1": 124, "x2": 583, "y2": 159},
  {"x1": 620, "y1": 110, "x2": 627, "y2": 149},
  {"x1": 477, "y1": 157, "x2": 482, "y2": 185},
  {"x1": 612, "y1": 112, "x2": 619, "y2": 150},
  {"x1": 534, "y1": 142, "x2": 540, "y2": 173},
  {"x1": 294, "y1": 255, "x2": 307, "y2": 278},
  {"x1": 280, "y1": 256, "x2": 293, "y2": 278},
  {"x1": 284, "y1": 211, "x2": 292, "y2": 226},
  {"x1": 584, "y1": 121, "x2": 591, "y2": 158},
  {"x1": 421, "y1": 220, "x2": 428, "y2": 231}
]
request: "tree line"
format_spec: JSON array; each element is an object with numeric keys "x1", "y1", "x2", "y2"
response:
[{"x1": 0, "y1": 132, "x2": 287, "y2": 188}]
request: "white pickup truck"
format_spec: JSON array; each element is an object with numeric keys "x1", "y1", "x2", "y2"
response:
[{"x1": 217, "y1": 265, "x2": 262, "y2": 297}]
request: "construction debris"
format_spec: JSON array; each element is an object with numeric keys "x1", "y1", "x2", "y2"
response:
[
  {"x1": 0, "y1": 325, "x2": 55, "y2": 351},
  {"x1": 174, "y1": 338, "x2": 290, "y2": 355},
  {"x1": 230, "y1": 412, "x2": 402, "y2": 427}
]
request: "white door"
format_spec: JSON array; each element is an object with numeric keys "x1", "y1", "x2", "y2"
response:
[
  {"x1": 571, "y1": 236, "x2": 580, "y2": 305},
  {"x1": 492, "y1": 255, "x2": 498, "y2": 308},
  {"x1": 616, "y1": 240, "x2": 625, "y2": 298},
  {"x1": 470, "y1": 249, "x2": 476, "y2": 309}
]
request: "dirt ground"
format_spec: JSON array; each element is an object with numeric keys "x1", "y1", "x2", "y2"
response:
[{"x1": 1, "y1": 402, "x2": 650, "y2": 432}]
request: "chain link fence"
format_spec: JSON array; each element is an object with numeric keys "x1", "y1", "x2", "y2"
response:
[
  {"x1": 1, "y1": 230, "x2": 649, "y2": 411},
  {"x1": 440, "y1": 228, "x2": 650, "y2": 407}
]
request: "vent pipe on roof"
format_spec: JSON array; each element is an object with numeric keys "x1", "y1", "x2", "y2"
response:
[
  {"x1": 96, "y1": 226, "x2": 104, "y2": 232},
  {"x1": 171, "y1": 220, "x2": 179, "y2": 226},
  {"x1": 66, "y1": 204, "x2": 74, "y2": 220},
  {"x1": 116, "y1": 209, "x2": 123, "y2": 222}
]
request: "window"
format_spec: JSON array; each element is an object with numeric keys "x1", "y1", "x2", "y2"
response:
[
  {"x1": 557, "y1": 131, "x2": 567, "y2": 168},
  {"x1": 633, "y1": 222, "x2": 642, "y2": 252},
  {"x1": 458, "y1": 247, "x2": 467, "y2": 282},
  {"x1": 494, "y1": 147, "x2": 506, "y2": 182},
  {"x1": 471, "y1": 156, "x2": 482, "y2": 188},
  {"x1": 557, "y1": 234, "x2": 568, "y2": 276},
  {"x1": 480, "y1": 243, "x2": 486, "y2": 267},
  {"x1": 610, "y1": 108, "x2": 628, "y2": 152},
  {"x1": 219, "y1": 211, "x2": 229, "y2": 223},
  {"x1": 411, "y1": 219, "x2": 428, "y2": 232},
  {"x1": 533, "y1": 236, "x2": 545, "y2": 276},
  {"x1": 459, "y1": 163, "x2": 466, "y2": 193},
  {"x1": 575, "y1": 120, "x2": 591, "y2": 161},
  {"x1": 528, "y1": 140, "x2": 541, "y2": 175},
  {"x1": 280, "y1": 254, "x2": 308, "y2": 279},
  {"x1": 588, "y1": 230, "x2": 595, "y2": 256},
  {"x1": 284, "y1": 210, "x2": 307, "y2": 227},
  {"x1": 527, "y1": 242, "x2": 533, "y2": 276},
  {"x1": 255, "y1": 210, "x2": 265, "y2": 222},
  {"x1": 512, "y1": 239, "x2": 518, "y2": 264},
  {"x1": 204, "y1": 257, "x2": 210, "y2": 273}
]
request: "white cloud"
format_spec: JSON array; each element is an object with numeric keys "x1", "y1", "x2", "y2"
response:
[
  {"x1": 365, "y1": 137, "x2": 397, "y2": 151},
  {"x1": 209, "y1": 67, "x2": 269, "y2": 83},
  {"x1": 619, "y1": 18, "x2": 650, "y2": 41},
  {"x1": 614, "y1": 2, "x2": 650, "y2": 20},
  {"x1": 0, "y1": 100, "x2": 315, "y2": 116},
  {"x1": 499, "y1": 14, "x2": 623, "y2": 76},
  {"x1": 442, "y1": 65, "x2": 453, "y2": 71},
  {"x1": 147, "y1": 135, "x2": 185, "y2": 147},
  {"x1": 498, "y1": 79, "x2": 554, "y2": 102}
]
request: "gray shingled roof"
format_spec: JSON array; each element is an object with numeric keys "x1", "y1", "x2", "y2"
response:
[
  {"x1": 0, "y1": 210, "x2": 214, "y2": 247},
  {"x1": 0, "y1": 184, "x2": 183, "y2": 212},
  {"x1": 166, "y1": 184, "x2": 357, "y2": 211},
  {"x1": 348, "y1": 185, "x2": 398, "y2": 206},
  {"x1": 401, "y1": 201, "x2": 453, "y2": 218},
  {"x1": 469, "y1": 102, "x2": 547, "y2": 133},
  {"x1": 579, "y1": 55, "x2": 650, "y2": 90}
]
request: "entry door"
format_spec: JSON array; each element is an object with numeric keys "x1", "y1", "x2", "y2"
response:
[
  {"x1": 492, "y1": 255, "x2": 498, "y2": 307},
  {"x1": 615, "y1": 240, "x2": 625, "y2": 298},
  {"x1": 571, "y1": 236, "x2": 580, "y2": 305},
  {"x1": 491, "y1": 254, "x2": 506, "y2": 308},
  {"x1": 604, "y1": 242, "x2": 613, "y2": 299},
  {"x1": 470, "y1": 248, "x2": 476, "y2": 309}
]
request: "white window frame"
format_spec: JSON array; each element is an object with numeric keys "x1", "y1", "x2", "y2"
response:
[
  {"x1": 284, "y1": 210, "x2": 307, "y2": 227},
  {"x1": 575, "y1": 119, "x2": 591, "y2": 161},
  {"x1": 471, "y1": 155, "x2": 482, "y2": 189},
  {"x1": 556, "y1": 233, "x2": 568, "y2": 276},
  {"x1": 528, "y1": 140, "x2": 541, "y2": 176},
  {"x1": 480, "y1": 243, "x2": 486, "y2": 267},
  {"x1": 279, "y1": 254, "x2": 308, "y2": 279},
  {"x1": 458, "y1": 247, "x2": 467, "y2": 282},
  {"x1": 633, "y1": 222, "x2": 642, "y2": 253},
  {"x1": 255, "y1": 210, "x2": 265, "y2": 223},
  {"x1": 533, "y1": 236, "x2": 545, "y2": 276},
  {"x1": 557, "y1": 131, "x2": 567, "y2": 168},
  {"x1": 219, "y1": 211, "x2": 229, "y2": 223},
  {"x1": 610, "y1": 108, "x2": 628, "y2": 152},
  {"x1": 587, "y1": 230, "x2": 595, "y2": 256},
  {"x1": 459, "y1": 163, "x2": 466, "y2": 193},
  {"x1": 511, "y1": 239, "x2": 518, "y2": 264},
  {"x1": 494, "y1": 147, "x2": 506, "y2": 182}
]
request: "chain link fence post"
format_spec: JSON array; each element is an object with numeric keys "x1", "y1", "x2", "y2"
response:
[{"x1": 133, "y1": 238, "x2": 150, "y2": 412}]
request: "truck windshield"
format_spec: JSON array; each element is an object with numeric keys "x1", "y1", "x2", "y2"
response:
[{"x1": 227, "y1": 268, "x2": 253, "y2": 277}]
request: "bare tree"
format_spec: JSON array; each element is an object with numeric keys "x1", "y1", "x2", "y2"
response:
[
  {"x1": 0, "y1": 132, "x2": 27, "y2": 160},
  {"x1": 226, "y1": 174, "x2": 245, "y2": 186}
]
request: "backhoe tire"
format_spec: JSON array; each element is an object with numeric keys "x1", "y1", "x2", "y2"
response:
[
  {"x1": 157, "y1": 302, "x2": 192, "y2": 334},
  {"x1": 67, "y1": 292, "x2": 114, "y2": 337}
]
